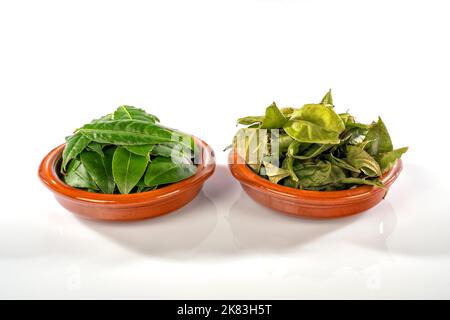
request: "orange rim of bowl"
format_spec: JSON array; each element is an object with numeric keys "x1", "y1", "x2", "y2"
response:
[
  {"x1": 228, "y1": 150, "x2": 402, "y2": 205},
  {"x1": 39, "y1": 137, "x2": 216, "y2": 206}
]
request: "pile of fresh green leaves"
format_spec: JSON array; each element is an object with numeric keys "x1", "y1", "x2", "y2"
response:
[
  {"x1": 232, "y1": 90, "x2": 408, "y2": 191},
  {"x1": 61, "y1": 106, "x2": 197, "y2": 194}
]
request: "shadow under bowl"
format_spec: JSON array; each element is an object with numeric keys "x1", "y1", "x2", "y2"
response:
[
  {"x1": 228, "y1": 151, "x2": 403, "y2": 219},
  {"x1": 39, "y1": 137, "x2": 216, "y2": 221}
]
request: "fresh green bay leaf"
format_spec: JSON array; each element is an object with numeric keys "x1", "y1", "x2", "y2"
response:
[
  {"x1": 152, "y1": 143, "x2": 180, "y2": 158},
  {"x1": 80, "y1": 149, "x2": 115, "y2": 194},
  {"x1": 62, "y1": 133, "x2": 91, "y2": 172},
  {"x1": 63, "y1": 159, "x2": 98, "y2": 190},
  {"x1": 113, "y1": 105, "x2": 160, "y2": 123},
  {"x1": 151, "y1": 142, "x2": 193, "y2": 160},
  {"x1": 78, "y1": 120, "x2": 180, "y2": 146},
  {"x1": 112, "y1": 147, "x2": 148, "y2": 194},
  {"x1": 137, "y1": 185, "x2": 157, "y2": 193},
  {"x1": 90, "y1": 113, "x2": 114, "y2": 123},
  {"x1": 60, "y1": 107, "x2": 196, "y2": 194},
  {"x1": 87, "y1": 142, "x2": 105, "y2": 157},
  {"x1": 124, "y1": 144, "x2": 154, "y2": 161},
  {"x1": 144, "y1": 156, "x2": 196, "y2": 187},
  {"x1": 135, "y1": 177, "x2": 158, "y2": 193}
]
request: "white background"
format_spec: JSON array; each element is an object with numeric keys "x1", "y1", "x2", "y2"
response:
[{"x1": 1, "y1": 0, "x2": 450, "y2": 299}]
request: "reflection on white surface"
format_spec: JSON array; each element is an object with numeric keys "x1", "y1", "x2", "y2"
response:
[
  {"x1": 69, "y1": 166, "x2": 397, "y2": 264},
  {"x1": 228, "y1": 193, "x2": 396, "y2": 254},
  {"x1": 68, "y1": 166, "x2": 399, "y2": 262},
  {"x1": 2, "y1": 164, "x2": 450, "y2": 298},
  {"x1": 228, "y1": 194, "x2": 398, "y2": 279},
  {"x1": 77, "y1": 193, "x2": 218, "y2": 258},
  {"x1": 382, "y1": 164, "x2": 450, "y2": 257}
]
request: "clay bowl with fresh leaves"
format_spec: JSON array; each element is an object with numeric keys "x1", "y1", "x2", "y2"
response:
[
  {"x1": 228, "y1": 90, "x2": 407, "y2": 219},
  {"x1": 39, "y1": 106, "x2": 215, "y2": 221}
]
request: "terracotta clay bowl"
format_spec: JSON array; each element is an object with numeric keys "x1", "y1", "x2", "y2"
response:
[
  {"x1": 228, "y1": 150, "x2": 403, "y2": 219},
  {"x1": 39, "y1": 137, "x2": 215, "y2": 221}
]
